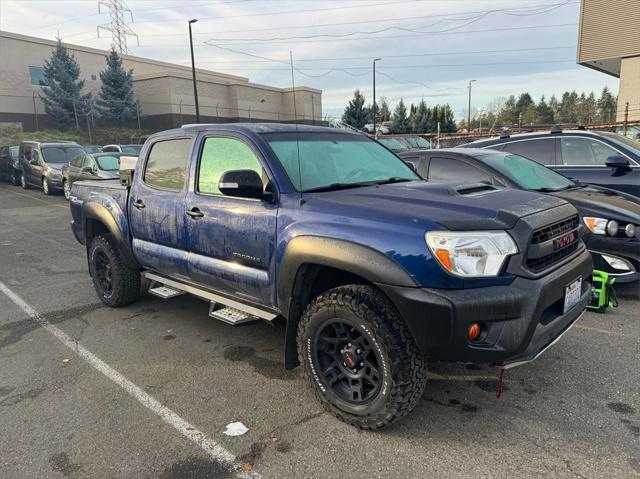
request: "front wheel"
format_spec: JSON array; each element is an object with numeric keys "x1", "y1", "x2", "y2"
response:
[
  {"x1": 20, "y1": 173, "x2": 30, "y2": 189},
  {"x1": 63, "y1": 179, "x2": 71, "y2": 200},
  {"x1": 88, "y1": 234, "x2": 141, "y2": 307},
  {"x1": 42, "y1": 177, "x2": 51, "y2": 195},
  {"x1": 297, "y1": 285, "x2": 427, "y2": 430}
]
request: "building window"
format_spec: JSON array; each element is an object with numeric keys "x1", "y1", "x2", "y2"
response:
[{"x1": 28, "y1": 66, "x2": 45, "y2": 86}]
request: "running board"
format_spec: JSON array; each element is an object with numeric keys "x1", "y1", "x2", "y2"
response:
[
  {"x1": 143, "y1": 272, "x2": 277, "y2": 322},
  {"x1": 209, "y1": 304, "x2": 257, "y2": 325},
  {"x1": 149, "y1": 285, "x2": 185, "y2": 299}
]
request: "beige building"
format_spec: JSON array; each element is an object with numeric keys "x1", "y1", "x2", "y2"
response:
[
  {"x1": 577, "y1": 0, "x2": 640, "y2": 121},
  {"x1": 0, "y1": 30, "x2": 322, "y2": 131}
]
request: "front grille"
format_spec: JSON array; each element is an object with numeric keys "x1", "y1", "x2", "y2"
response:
[
  {"x1": 531, "y1": 215, "x2": 579, "y2": 244},
  {"x1": 526, "y1": 215, "x2": 580, "y2": 273}
]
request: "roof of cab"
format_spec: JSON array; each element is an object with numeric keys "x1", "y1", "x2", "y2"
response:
[{"x1": 151, "y1": 122, "x2": 360, "y2": 139}]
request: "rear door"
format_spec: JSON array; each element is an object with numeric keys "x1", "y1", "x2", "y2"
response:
[
  {"x1": 498, "y1": 138, "x2": 556, "y2": 166},
  {"x1": 181, "y1": 134, "x2": 278, "y2": 305},
  {"x1": 555, "y1": 136, "x2": 640, "y2": 196},
  {"x1": 129, "y1": 136, "x2": 193, "y2": 278},
  {"x1": 29, "y1": 148, "x2": 45, "y2": 186}
]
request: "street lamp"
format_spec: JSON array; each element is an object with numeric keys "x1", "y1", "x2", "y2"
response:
[
  {"x1": 467, "y1": 79, "x2": 476, "y2": 133},
  {"x1": 373, "y1": 58, "x2": 382, "y2": 137},
  {"x1": 188, "y1": 19, "x2": 200, "y2": 123}
]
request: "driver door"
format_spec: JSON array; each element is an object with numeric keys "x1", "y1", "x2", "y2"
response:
[{"x1": 181, "y1": 135, "x2": 278, "y2": 305}]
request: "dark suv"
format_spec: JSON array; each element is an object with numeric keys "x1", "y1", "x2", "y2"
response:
[
  {"x1": 0, "y1": 145, "x2": 20, "y2": 184},
  {"x1": 463, "y1": 128, "x2": 640, "y2": 197},
  {"x1": 18, "y1": 141, "x2": 86, "y2": 195}
]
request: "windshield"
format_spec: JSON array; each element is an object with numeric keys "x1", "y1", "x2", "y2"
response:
[
  {"x1": 121, "y1": 145, "x2": 142, "y2": 154},
  {"x1": 264, "y1": 132, "x2": 419, "y2": 192},
  {"x1": 378, "y1": 138, "x2": 408, "y2": 151},
  {"x1": 10, "y1": 146, "x2": 19, "y2": 159},
  {"x1": 599, "y1": 131, "x2": 640, "y2": 157},
  {"x1": 83, "y1": 145, "x2": 102, "y2": 154},
  {"x1": 96, "y1": 155, "x2": 121, "y2": 171},
  {"x1": 479, "y1": 152, "x2": 575, "y2": 191},
  {"x1": 41, "y1": 146, "x2": 85, "y2": 164}
]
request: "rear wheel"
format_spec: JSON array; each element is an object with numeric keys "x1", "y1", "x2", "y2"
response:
[
  {"x1": 88, "y1": 234, "x2": 140, "y2": 307},
  {"x1": 298, "y1": 285, "x2": 427, "y2": 429}
]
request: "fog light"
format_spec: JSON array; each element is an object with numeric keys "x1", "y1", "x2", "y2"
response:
[
  {"x1": 468, "y1": 323, "x2": 482, "y2": 341},
  {"x1": 606, "y1": 220, "x2": 619, "y2": 236},
  {"x1": 625, "y1": 223, "x2": 636, "y2": 238},
  {"x1": 601, "y1": 254, "x2": 633, "y2": 272}
]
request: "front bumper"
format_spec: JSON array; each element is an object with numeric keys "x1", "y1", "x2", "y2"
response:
[
  {"x1": 47, "y1": 175, "x2": 64, "y2": 192},
  {"x1": 377, "y1": 248, "x2": 593, "y2": 365},
  {"x1": 585, "y1": 235, "x2": 639, "y2": 283}
]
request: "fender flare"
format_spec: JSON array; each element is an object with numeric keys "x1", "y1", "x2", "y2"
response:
[{"x1": 82, "y1": 202, "x2": 139, "y2": 268}]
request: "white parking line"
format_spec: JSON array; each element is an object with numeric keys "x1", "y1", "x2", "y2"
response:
[{"x1": 0, "y1": 281, "x2": 259, "y2": 478}]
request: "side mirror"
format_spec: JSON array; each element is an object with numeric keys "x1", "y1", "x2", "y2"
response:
[
  {"x1": 605, "y1": 155, "x2": 631, "y2": 170},
  {"x1": 218, "y1": 169, "x2": 265, "y2": 200},
  {"x1": 405, "y1": 161, "x2": 417, "y2": 172},
  {"x1": 81, "y1": 166, "x2": 95, "y2": 174}
]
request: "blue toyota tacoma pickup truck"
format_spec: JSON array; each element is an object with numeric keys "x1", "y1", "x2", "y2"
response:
[{"x1": 69, "y1": 123, "x2": 592, "y2": 429}]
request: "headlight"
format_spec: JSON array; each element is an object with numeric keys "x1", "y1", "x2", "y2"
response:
[
  {"x1": 425, "y1": 231, "x2": 518, "y2": 277},
  {"x1": 584, "y1": 217, "x2": 620, "y2": 236},
  {"x1": 625, "y1": 223, "x2": 636, "y2": 238}
]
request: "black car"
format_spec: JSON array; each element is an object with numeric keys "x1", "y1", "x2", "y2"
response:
[
  {"x1": 398, "y1": 148, "x2": 640, "y2": 283},
  {"x1": 0, "y1": 145, "x2": 20, "y2": 185},
  {"x1": 18, "y1": 141, "x2": 86, "y2": 195},
  {"x1": 62, "y1": 152, "x2": 129, "y2": 200},
  {"x1": 461, "y1": 128, "x2": 640, "y2": 197}
]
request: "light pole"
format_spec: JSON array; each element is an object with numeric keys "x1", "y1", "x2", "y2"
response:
[
  {"x1": 373, "y1": 58, "x2": 382, "y2": 137},
  {"x1": 467, "y1": 79, "x2": 476, "y2": 133},
  {"x1": 188, "y1": 19, "x2": 200, "y2": 123}
]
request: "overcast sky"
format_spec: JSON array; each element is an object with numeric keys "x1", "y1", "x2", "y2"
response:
[{"x1": 0, "y1": 0, "x2": 618, "y2": 119}]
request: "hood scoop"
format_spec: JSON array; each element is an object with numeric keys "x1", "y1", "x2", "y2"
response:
[{"x1": 449, "y1": 182, "x2": 499, "y2": 197}]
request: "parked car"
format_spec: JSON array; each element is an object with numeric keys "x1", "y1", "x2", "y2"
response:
[
  {"x1": 102, "y1": 144, "x2": 143, "y2": 155},
  {"x1": 362, "y1": 123, "x2": 390, "y2": 134},
  {"x1": 82, "y1": 145, "x2": 103, "y2": 154},
  {"x1": 401, "y1": 135, "x2": 431, "y2": 149},
  {"x1": 18, "y1": 141, "x2": 85, "y2": 195},
  {"x1": 462, "y1": 127, "x2": 640, "y2": 197},
  {"x1": 0, "y1": 145, "x2": 20, "y2": 184},
  {"x1": 70, "y1": 123, "x2": 592, "y2": 429},
  {"x1": 398, "y1": 148, "x2": 639, "y2": 283},
  {"x1": 62, "y1": 152, "x2": 130, "y2": 200}
]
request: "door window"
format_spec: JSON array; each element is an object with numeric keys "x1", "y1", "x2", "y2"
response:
[
  {"x1": 198, "y1": 137, "x2": 264, "y2": 195},
  {"x1": 500, "y1": 139, "x2": 555, "y2": 165},
  {"x1": 143, "y1": 138, "x2": 191, "y2": 191},
  {"x1": 69, "y1": 154, "x2": 85, "y2": 167},
  {"x1": 82, "y1": 156, "x2": 96, "y2": 170},
  {"x1": 560, "y1": 137, "x2": 619, "y2": 165},
  {"x1": 428, "y1": 157, "x2": 491, "y2": 183},
  {"x1": 23, "y1": 146, "x2": 32, "y2": 162}
]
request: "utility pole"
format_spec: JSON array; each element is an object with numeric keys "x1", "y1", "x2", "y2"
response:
[
  {"x1": 467, "y1": 79, "x2": 476, "y2": 133},
  {"x1": 97, "y1": 0, "x2": 138, "y2": 54},
  {"x1": 623, "y1": 102, "x2": 629, "y2": 136},
  {"x1": 32, "y1": 92, "x2": 39, "y2": 131},
  {"x1": 188, "y1": 19, "x2": 200, "y2": 123},
  {"x1": 373, "y1": 58, "x2": 382, "y2": 137}
]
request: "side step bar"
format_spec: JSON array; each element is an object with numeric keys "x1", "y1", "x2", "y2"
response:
[{"x1": 144, "y1": 272, "x2": 278, "y2": 323}]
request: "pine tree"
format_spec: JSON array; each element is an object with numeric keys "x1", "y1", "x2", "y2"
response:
[
  {"x1": 549, "y1": 95, "x2": 559, "y2": 123},
  {"x1": 584, "y1": 91, "x2": 597, "y2": 124},
  {"x1": 391, "y1": 99, "x2": 410, "y2": 133},
  {"x1": 378, "y1": 97, "x2": 391, "y2": 122},
  {"x1": 96, "y1": 49, "x2": 139, "y2": 125},
  {"x1": 597, "y1": 86, "x2": 617, "y2": 122},
  {"x1": 441, "y1": 104, "x2": 457, "y2": 132},
  {"x1": 408, "y1": 103, "x2": 419, "y2": 133},
  {"x1": 342, "y1": 90, "x2": 368, "y2": 129},
  {"x1": 497, "y1": 95, "x2": 517, "y2": 127},
  {"x1": 415, "y1": 100, "x2": 430, "y2": 133},
  {"x1": 536, "y1": 95, "x2": 554, "y2": 124},
  {"x1": 40, "y1": 38, "x2": 91, "y2": 127}
]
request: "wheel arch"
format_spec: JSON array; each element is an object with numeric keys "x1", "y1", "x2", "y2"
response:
[
  {"x1": 82, "y1": 203, "x2": 139, "y2": 269},
  {"x1": 278, "y1": 236, "x2": 419, "y2": 369}
]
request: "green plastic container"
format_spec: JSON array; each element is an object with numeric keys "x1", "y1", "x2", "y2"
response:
[{"x1": 587, "y1": 270, "x2": 618, "y2": 313}]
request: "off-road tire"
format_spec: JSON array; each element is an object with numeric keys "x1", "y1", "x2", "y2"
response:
[
  {"x1": 297, "y1": 285, "x2": 427, "y2": 430},
  {"x1": 88, "y1": 234, "x2": 140, "y2": 307}
]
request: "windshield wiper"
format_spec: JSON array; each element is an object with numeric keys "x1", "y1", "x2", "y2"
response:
[
  {"x1": 374, "y1": 177, "x2": 413, "y2": 185},
  {"x1": 303, "y1": 182, "x2": 369, "y2": 193},
  {"x1": 530, "y1": 185, "x2": 575, "y2": 192}
]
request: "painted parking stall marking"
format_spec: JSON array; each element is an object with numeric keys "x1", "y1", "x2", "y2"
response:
[{"x1": 0, "y1": 281, "x2": 260, "y2": 479}]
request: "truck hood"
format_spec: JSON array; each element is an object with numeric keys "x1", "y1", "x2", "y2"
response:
[
  {"x1": 304, "y1": 181, "x2": 569, "y2": 230},
  {"x1": 550, "y1": 185, "x2": 640, "y2": 224}
]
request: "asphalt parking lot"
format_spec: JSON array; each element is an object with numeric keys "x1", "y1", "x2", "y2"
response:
[{"x1": 0, "y1": 183, "x2": 638, "y2": 479}]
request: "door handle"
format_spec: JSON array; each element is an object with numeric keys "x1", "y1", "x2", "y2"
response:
[
  {"x1": 186, "y1": 208, "x2": 204, "y2": 219},
  {"x1": 133, "y1": 200, "x2": 145, "y2": 209}
]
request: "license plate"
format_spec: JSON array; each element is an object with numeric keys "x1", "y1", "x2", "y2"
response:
[{"x1": 563, "y1": 278, "x2": 582, "y2": 314}]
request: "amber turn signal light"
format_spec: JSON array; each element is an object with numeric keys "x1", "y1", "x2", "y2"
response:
[{"x1": 468, "y1": 323, "x2": 481, "y2": 341}]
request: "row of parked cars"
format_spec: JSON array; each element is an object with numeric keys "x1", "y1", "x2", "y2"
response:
[{"x1": 0, "y1": 141, "x2": 141, "y2": 198}]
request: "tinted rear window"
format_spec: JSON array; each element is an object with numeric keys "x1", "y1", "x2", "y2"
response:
[
  {"x1": 500, "y1": 139, "x2": 555, "y2": 165},
  {"x1": 143, "y1": 138, "x2": 191, "y2": 190}
]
